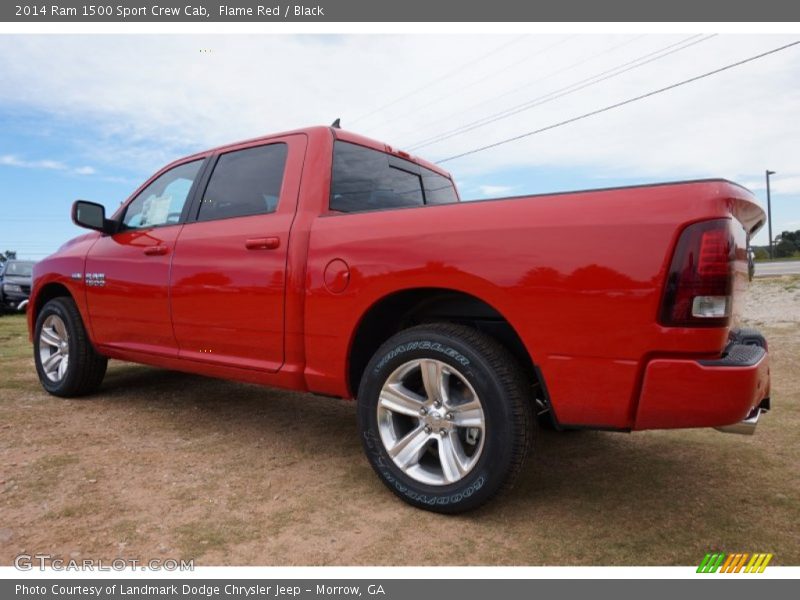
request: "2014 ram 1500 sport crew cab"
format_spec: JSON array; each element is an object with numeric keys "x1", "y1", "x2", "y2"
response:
[{"x1": 29, "y1": 126, "x2": 771, "y2": 512}]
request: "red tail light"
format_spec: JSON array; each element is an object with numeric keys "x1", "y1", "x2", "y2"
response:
[{"x1": 660, "y1": 219, "x2": 734, "y2": 327}]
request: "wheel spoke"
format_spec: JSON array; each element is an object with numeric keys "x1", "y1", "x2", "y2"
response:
[
  {"x1": 53, "y1": 318, "x2": 68, "y2": 341},
  {"x1": 420, "y1": 359, "x2": 449, "y2": 403},
  {"x1": 40, "y1": 328, "x2": 61, "y2": 348},
  {"x1": 57, "y1": 355, "x2": 69, "y2": 379},
  {"x1": 438, "y1": 432, "x2": 468, "y2": 483},
  {"x1": 388, "y1": 426, "x2": 431, "y2": 469},
  {"x1": 379, "y1": 383, "x2": 425, "y2": 417},
  {"x1": 43, "y1": 351, "x2": 62, "y2": 373},
  {"x1": 451, "y1": 398, "x2": 484, "y2": 429}
]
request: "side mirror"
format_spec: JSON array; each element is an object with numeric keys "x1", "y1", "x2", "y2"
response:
[{"x1": 72, "y1": 200, "x2": 115, "y2": 234}]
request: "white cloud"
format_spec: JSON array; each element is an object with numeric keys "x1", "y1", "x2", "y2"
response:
[
  {"x1": 477, "y1": 184, "x2": 517, "y2": 196},
  {"x1": 0, "y1": 154, "x2": 98, "y2": 176},
  {"x1": 0, "y1": 154, "x2": 66, "y2": 170},
  {"x1": 37, "y1": 159, "x2": 67, "y2": 170},
  {"x1": 0, "y1": 155, "x2": 24, "y2": 166},
  {"x1": 743, "y1": 175, "x2": 800, "y2": 195},
  {"x1": 2, "y1": 34, "x2": 798, "y2": 180},
  {"x1": 0, "y1": 33, "x2": 798, "y2": 245}
]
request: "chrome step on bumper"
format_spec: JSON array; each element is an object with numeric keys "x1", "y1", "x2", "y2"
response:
[{"x1": 713, "y1": 328, "x2": 770, "y2": 436}]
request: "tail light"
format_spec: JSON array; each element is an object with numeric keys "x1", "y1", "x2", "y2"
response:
[{"x1": 659, "y1": 218, "x2": 734, "y2": 327}]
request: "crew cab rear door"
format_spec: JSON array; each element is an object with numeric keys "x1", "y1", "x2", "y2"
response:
[{"x1": 169, "y1": 134, "x2": 306, "y2": 371}]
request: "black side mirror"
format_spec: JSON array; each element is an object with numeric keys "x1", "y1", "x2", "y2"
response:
[{"x1": 72, "y1": 200, "x2": 115, "y2": 234}]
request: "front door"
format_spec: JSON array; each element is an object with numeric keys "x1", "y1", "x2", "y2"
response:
[
  {"x1": 84, "y1": 158, "x2": 205, "y2": 355},
  {"x1": 169, "y1": 135, "x2": 306, "y2": 371}
]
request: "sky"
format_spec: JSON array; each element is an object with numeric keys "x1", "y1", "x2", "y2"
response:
[{"x1": 0, "y1": 33, "x2": 798, "y2": 259}]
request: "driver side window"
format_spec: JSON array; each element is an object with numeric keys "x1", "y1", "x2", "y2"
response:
[{"x1": 121, "y1": 159, "x2": 203, "y2": 229}]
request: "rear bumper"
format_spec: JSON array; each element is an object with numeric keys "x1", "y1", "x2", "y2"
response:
[{"x1": 634, "y1": 329, "x2": 770, "y2": 432}]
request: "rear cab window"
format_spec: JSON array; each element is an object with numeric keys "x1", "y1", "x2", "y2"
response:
[{"x1": 330, "y1": 141, "x2": 458, "y2": 213}]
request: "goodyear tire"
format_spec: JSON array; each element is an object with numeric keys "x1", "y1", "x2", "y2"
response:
[
  {"x1": 34, "y1": 297, "x2": 107, "y2": 397},
  {"x1": 357, "y1": 323, "x2": 533, "y2": 513}
]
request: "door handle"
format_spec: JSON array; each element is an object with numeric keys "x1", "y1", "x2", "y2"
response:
[
  {"x1": 245, "y1": 237, "x2": 280, "y2": 250},
  {"x1": 143, "y1": 245, "x2": 169, "y2": 256}
]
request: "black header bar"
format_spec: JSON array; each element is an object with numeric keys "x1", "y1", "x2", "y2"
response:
[{"x1": 4, "y1": 1, "x2": 800, "y2": 22}]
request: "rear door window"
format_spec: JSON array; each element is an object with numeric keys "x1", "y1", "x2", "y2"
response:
[{"x1": 197, "y1": 143, "x2": 288, "y2": 222}]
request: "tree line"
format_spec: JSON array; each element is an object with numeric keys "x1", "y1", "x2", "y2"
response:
[{"x1": 752, "y1": 229, "x2": 800, "y2": 260}]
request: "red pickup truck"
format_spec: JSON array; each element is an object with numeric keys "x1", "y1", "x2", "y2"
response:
[{"x1": 29, "y1": 125, "x2": 771, "y2": 513}]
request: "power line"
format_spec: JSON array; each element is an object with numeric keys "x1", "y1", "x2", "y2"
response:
[
  {"x1": 393, "y1": 34, "x2": 648, "y2": 146},
  {"x1": 408, "y1": 34, "x2": 708, "y2": 150},
  {"x1": 409, "y1": 34, "x2": 715, "y2": 152},
  {"x1": 349, "y1": 35, "x2": 528, "y2": 126},
  {"x1": 375, "y1": 35, "x2": 581, "y2": 134},
  {"x1": 437, "y1": 40, "x2": 800, "y2": 164}
]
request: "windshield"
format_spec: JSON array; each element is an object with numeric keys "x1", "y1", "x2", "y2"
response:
[{"x1": 3, "y1": 261, "x2": 34, "y2": 277}]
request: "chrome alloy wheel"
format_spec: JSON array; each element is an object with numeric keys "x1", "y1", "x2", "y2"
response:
[
  {"x1": 377, "y1": 358, "x2": 486, "y2": 486},
  {"x1": 39, "y1": 314, "x2": 70, "y2": 382}
]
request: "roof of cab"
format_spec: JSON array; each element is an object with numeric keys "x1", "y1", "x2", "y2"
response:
[
  {"x1": 332, "y1": 128, "x2": 452, "y2": 178},
  {"x1": 176, "y1": 125, "x2": 453, "y2": 179}
]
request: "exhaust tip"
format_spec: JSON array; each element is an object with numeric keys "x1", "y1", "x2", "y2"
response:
[{"x1": 715, "y1": 406, "x2": 762, "y2": 435}]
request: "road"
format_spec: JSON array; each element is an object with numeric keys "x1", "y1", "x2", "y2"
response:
[{"x1": 754, "y1": 259, "x2": 800, "y2": 277}]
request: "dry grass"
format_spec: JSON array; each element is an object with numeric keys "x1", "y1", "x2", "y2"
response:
[{"x1": 0, "y1": 280, "x2": 798, "y2": 566}]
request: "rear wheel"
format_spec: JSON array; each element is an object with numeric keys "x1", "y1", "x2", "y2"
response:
[
  {"x1": 357, "y1": 323, "x2": 533, "y2": 513},
  {"x1": 34, "y1": 297, "x2": 107, "y2": 397}
]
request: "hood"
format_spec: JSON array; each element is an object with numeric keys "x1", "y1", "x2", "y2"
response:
[{"x1": 2, "y1": 274, "x2": 31, "y2": 285}]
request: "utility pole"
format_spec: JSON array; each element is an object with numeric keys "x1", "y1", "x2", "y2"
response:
[{"x1": 766, "y1": 170, "x2": 776, "y2": 259}]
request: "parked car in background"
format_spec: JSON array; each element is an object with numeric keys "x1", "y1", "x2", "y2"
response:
[
  {"x1": 0, "y1": 259, "x2": 35, "y2": 312},
  {"x1": 28, "y1": 125, "x2": 771, "y2": 513}
]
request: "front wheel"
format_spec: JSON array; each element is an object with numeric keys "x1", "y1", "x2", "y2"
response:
[
  {"x1": 357, "y1": 323, "x2": 533, "y2": 513},
  {"x1": 34, "y1": 297, "x2": 108, "y2": 397}
]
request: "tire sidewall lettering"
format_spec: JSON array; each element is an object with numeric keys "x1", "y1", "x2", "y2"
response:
[
  {"x1": 364, "y1": 428, "x2": 487, "y2": 506},
  {"x1": 373, "y1": 340, "x2": 470, "y2": 375}
]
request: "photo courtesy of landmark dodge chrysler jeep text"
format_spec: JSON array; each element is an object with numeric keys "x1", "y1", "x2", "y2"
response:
[{"x1": 28, "y1": 125, "x2": 771, "y2": 512}]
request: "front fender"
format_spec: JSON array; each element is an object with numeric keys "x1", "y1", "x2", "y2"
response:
[{"x1": 28, "y1": 233, "x2": 98, "y2": 341}]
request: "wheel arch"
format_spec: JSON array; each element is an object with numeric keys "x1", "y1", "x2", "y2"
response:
[
  {"x1": 32, "y1": 282, "x2": 74, "y2": 324},
  {"x1": 346, "y1": 287, "x2": 544, "y2": 402},
  {"x1": 28, "y1": 280, "x2": 85, "y2": 344}
]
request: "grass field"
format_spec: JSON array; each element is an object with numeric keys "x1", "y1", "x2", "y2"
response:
[{"x1": 1, "y1": 279, "x2": 798, "y2": 566}]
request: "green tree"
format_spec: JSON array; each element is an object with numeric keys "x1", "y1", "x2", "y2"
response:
[
  {"x1": 775, "y1": 230, "x2": 800, "y2": 247},
  {"x1": 753, "y1": 247, "x2": 769, "y2": 260},
  {"x1": 774, "y1": 238, "x2": 799, "y2": 258}
]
